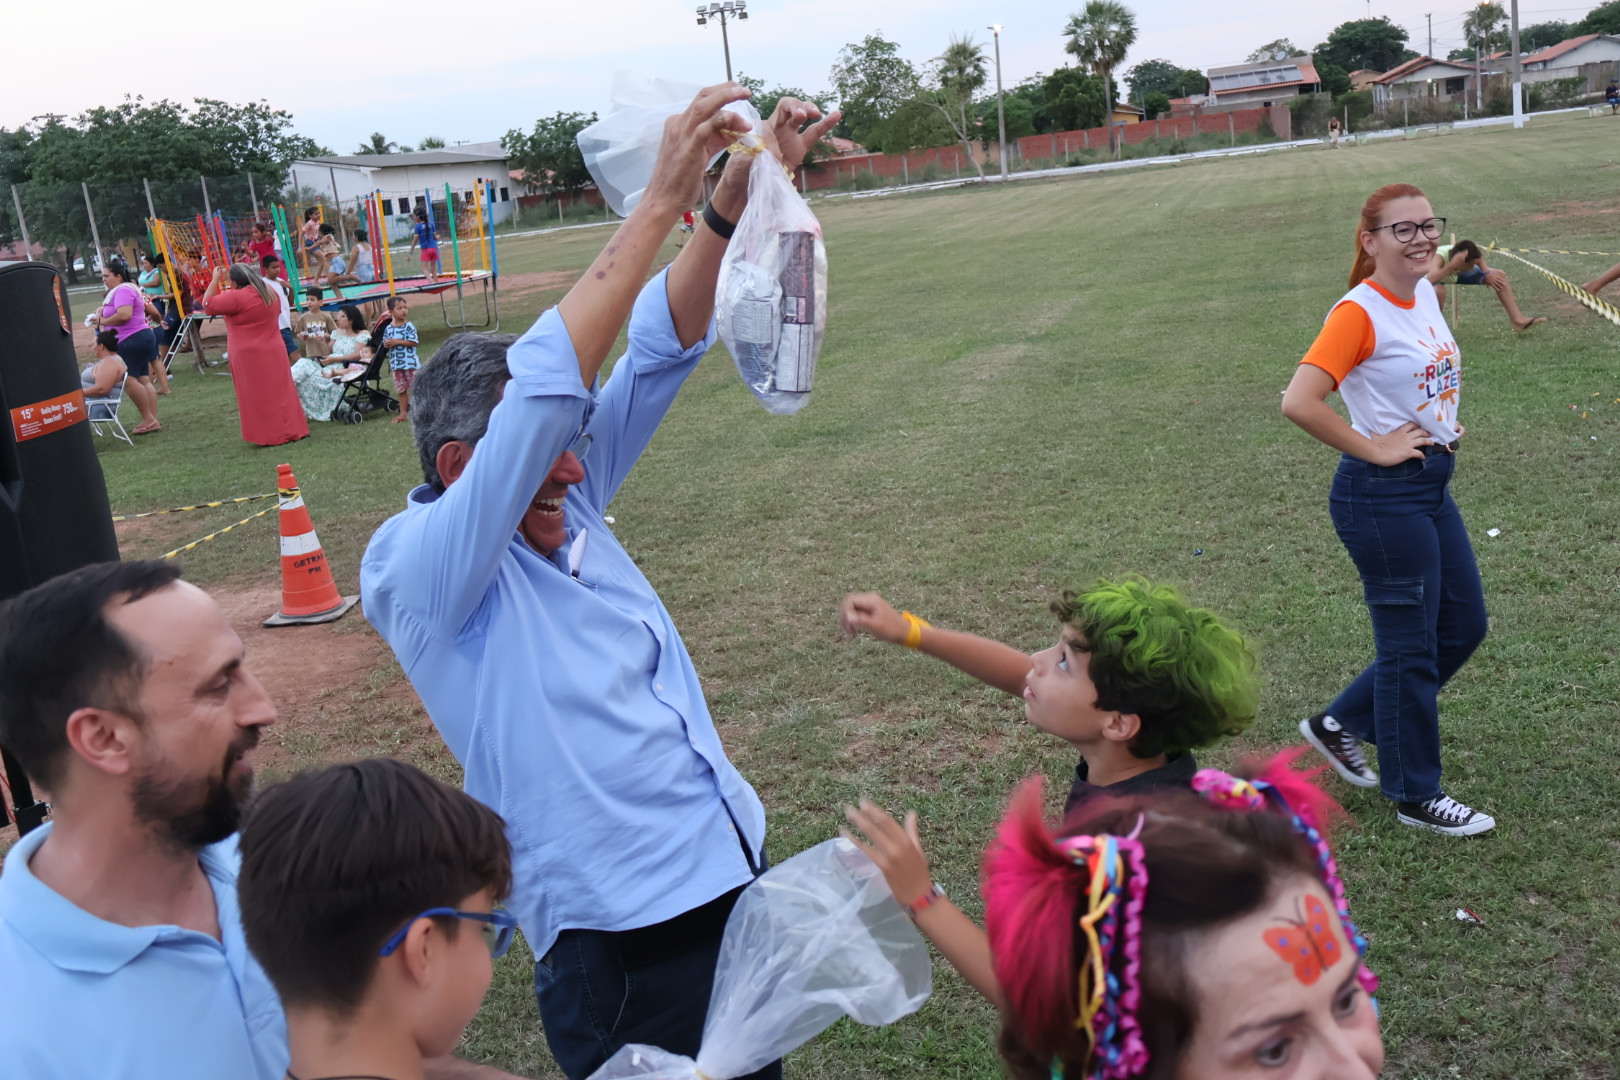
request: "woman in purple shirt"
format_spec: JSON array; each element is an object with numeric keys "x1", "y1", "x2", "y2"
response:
[{"x1": 91, "y1": 258, "x2": 162, "y2": 433}]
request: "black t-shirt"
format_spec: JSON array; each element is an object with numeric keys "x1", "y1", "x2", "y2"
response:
[{"x1": 1062, "y1": 751, "x2": 1198, "y2": 820}]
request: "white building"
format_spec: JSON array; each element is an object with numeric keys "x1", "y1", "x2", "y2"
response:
[
  {"x1": 1521, "y1": 34, "x2": 1620, "y2": 83},
  {"x1": 289, "y1": 140, "x2": 516, "y2": 233},
  {"x1": 1369, "y1": 56, "x2": 1481, "y2": 107}
]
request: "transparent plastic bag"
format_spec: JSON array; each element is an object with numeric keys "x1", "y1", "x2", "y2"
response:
[
  {"x1": 585, "y1": 838, "x2": 932, "y2": 1080},
  {"x1": 576, "y1": 72, "x2": 761, "y2": 217},
  {"x1": 715, "y1": 150, "x2": 827, "y2": 415}
]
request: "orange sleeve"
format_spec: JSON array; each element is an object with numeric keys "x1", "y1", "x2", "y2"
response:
[{"x1": 1299, "y1": 301, "x2": 1376, "y2": 390}]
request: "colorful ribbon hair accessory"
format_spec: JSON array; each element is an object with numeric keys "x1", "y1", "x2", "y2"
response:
[
  {"x1": 1054, "y1": 833, "x2": 1151, "y2": 1079},
  {"x1": 1192, "y1": 765, "x2": 1379, "y2": 997}
]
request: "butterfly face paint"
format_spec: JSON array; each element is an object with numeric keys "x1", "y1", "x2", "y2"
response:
[{"x1": 1263, "y1": 893, "x2": 1345, "y2": 986}]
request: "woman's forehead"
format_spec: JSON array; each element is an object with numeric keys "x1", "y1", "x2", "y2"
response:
[{"x1": 1378, "y1": 195, "x2": 1432, "y2": 223}]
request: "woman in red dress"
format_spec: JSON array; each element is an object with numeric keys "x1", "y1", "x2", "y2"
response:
[{"x1": 201, "y1": 264, "x2": 309, "y2": 446}]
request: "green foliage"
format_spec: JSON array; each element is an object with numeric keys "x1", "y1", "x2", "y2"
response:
[
  {"x1": 1315, "y1": 61, "x2": 1352, "y2": 97},
  {"x1": 1064, "y1": 0, "x2": 1139, "y2": 136},
  {"x1": 355, "y1": 133, "x2": 400, "y2": 155},
  {"x1": 1333, "y1": 89, "x2": 1375, "y2": 129},
  {"x1": 1126, "y1": 58, "x2": 1192, "y2": 101},
  {"x1": 1247, "y1": 38, "x2": 1302, "y2": 63},
  {"x1": 1463, "y1": 2, "x2": 1509, "y2": 55},
  {"x1": 872, "y1": 96, "x2": 956, "y2": 155},
  {"x1": 501, "y1": 111, "x2": 597, "y2": 197},
  {"x1": 1015, "y1": 66, "x2": 1111, "y2": 133},
  {"x1": 829, "y1": 33, "x2": 921, "y2": 149},
  {"x1": 1000, "y1": 95, "x2": 1037, "y2": 139},
  {"x1": 1142, "y1": 92, "x2": 1171, "y2": 120},
  {"x1": 1314, "y1": 17, "x2": 1412, "y2": 73},
  {"x1": 417, "y1": 136, "x2": 447, "y2": 150},
  {"x1": 1520, "y1": 20, "x2": 1572, "y2": 50},
  {"x1": 926, "y1": 34, "x2": 990, "y2": 169},
  {"x1": 736, "y1": 75, "x2": 836, "y2": 165},
  {"x1": 1575, "y1": 0, "x2": 1620, "y2": 35},
  {"x1": 1534, "y1": 76, "x2": 1589, "y2": 109}
]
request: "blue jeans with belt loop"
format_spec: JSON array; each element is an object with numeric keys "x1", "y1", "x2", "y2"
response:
[{"x1": 1324, "y1": 451, "x2": 1488, "y2": 803}]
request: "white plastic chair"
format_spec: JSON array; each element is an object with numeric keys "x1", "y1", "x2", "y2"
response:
[{"x1": 86, "y1": 373, "x2": 133, "y2": 447}]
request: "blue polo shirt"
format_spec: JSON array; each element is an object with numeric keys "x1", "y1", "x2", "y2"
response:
[
  {"x1": 361, "y1": 270, "x2": 766, "y2": 960},
  {"x1": 0, "y1": 823, "x2": 289, "y2": 1080}
]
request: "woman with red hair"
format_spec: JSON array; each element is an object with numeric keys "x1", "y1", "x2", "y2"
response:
[
  {"x1": 1281, "y1": 183, "x2": 1493, "y2": 837},
  {"x1": 984, "y1": 756, "x2": 1382, "y2": 1080}
]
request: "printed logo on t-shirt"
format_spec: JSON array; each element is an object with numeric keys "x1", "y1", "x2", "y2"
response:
[{"x1": 1414, "y1": 326, "x2": 1459, "y2": 427}]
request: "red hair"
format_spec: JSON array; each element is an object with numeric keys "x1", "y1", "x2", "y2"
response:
[{"x1": 1350, "y1": 182, "x2": 1427, "y2": 289}]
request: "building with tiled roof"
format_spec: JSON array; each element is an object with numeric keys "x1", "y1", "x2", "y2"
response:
[{"x1": 1203, "y1": 55, "x2": 1322, "y2": 109}]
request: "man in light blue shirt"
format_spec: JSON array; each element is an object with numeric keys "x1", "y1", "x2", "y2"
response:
[
  {"x1": 0, "y1": 562, "x2": 288, "y2": 1080},
  {"x1": 361, "y1": 87, "x2": 838, "y2": 1078}
]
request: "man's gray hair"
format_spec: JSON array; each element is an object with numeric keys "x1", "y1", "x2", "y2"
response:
[{"x1": 411, "y1": 332, "x2": 519, "y2": 492}]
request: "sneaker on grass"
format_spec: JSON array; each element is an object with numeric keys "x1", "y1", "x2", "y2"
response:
[
  {"x1": 1397, "y1": 793, "x2": 1496, "y2": 836},
  {"x1": 1299, "y1": 713, "x2": 1379, "y2": 788}
]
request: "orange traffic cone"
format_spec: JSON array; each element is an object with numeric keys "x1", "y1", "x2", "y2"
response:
[{"x1": 264, "y1": 463, "x2": 360, "y2": 628}]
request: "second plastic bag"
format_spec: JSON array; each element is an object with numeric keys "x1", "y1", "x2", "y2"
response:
[
  {"x1": 585, "y1": 838, "x2": 932, "y2": 1080},
  {"x1": 715, "y1": 147, "x2": 828, "y2": 415}
]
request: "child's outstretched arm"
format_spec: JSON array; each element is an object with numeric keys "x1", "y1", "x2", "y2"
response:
[
  {"x1": 840, "y1": 592, "x2": 1030, "y2": 697},
  {"x1": 844, "y1": 800, "x2": 1002, "y2": 1007}
]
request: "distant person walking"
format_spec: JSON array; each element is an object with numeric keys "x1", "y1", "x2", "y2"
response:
[
  {"x1": 1327, "y1": 115, "x2": 1342, "y2": 148},
  {"x1": 202, "y1": 265, "x2": 308, "y2": 446},
  {"x1": 1606, "y1": 79, "x2": 1619, "y2": 113}
]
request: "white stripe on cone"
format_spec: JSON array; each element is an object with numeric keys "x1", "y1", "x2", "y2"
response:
[
  {"x1": 280, "y1": 495, "x2": 306, "y2": 511},
  {"x1": 280, "y1": 532, "x2": 323, "y2": 557}
]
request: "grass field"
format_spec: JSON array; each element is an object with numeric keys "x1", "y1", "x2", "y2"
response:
[{"x1": 86, "y1": 113, "x2": 1620, "y2": 1079}]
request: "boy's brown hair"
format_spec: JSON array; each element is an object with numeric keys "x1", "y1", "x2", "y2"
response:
[{"x1": 238, "y1": 758, "x2": 512, "y2": 1015}]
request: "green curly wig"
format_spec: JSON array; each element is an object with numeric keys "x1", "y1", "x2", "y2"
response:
[{"x1": 1051, "y1": 578, "x2": 1259, "y2": 759}]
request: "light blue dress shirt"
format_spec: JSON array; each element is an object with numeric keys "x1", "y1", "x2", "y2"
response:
[
  {"x1": 361, "y1": 270, "x2": 766, "y2": 959},
  {"x1": 0, "y1": 823, "x2": 289, "y2": 1080}
]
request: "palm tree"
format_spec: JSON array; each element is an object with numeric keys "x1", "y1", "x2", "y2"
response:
[
  {"x1": 1462, "y1": 2, "x2": 1507, "y2": 55},
  {"x1": 933, "y1": 34, "x2": 989, "y2": 177},
  {"x1": 355, "y1": 132, "x2": 398, "y2": 155},
  {"x1": 418, "y1": 135, "x2": 447, "y2": 149},
  {"x1": 1063, "y1": 1, "x2": 1139, "y2": 149}
]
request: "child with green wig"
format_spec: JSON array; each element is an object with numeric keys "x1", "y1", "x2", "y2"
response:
[{"x1": 839, "y1": 578, "x2": 1261, "y2": 1004}]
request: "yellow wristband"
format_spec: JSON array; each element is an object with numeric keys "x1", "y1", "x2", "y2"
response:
[{"x1": 901, "y1": 611, "x2": 931, "y2": 650}]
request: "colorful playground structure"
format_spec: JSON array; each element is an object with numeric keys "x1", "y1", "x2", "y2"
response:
[{"x1": 147, "y1": 180, "x2": 502, "y2": 371}]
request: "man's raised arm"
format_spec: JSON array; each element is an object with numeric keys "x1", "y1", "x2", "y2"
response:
[{"x1": 557, "y1": 82, "x2": 756, "y2": 385}]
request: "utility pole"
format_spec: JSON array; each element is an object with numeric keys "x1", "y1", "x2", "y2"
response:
[
  {"x1": 989, "y1": 24, "x2": 1009, "y2": 179},
  {"x1": 1509, "y1": 0, "x2": 1524, "y2": 127},
  {"x1": 1426, "y1": 13, "x2": 1433, "y2": 58}
]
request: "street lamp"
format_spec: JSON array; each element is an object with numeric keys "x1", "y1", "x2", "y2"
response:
[
  {"x1": 988, "y1": 24, "x2": 1008, "y2": 179},
  {"x1": 696, "y1": 1, "x2": 748, "y2": 83}
]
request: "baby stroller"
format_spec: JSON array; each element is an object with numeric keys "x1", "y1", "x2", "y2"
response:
[{"x1": 336, "y1": 313, "x2": 401, "y2": 421}]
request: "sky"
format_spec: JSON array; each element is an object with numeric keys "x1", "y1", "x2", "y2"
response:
[{"x1": 2, "y1": 0, "x2": 1599, "y2": 153}]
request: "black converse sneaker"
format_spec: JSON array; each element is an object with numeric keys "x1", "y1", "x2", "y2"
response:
[
  {"x1": 1299, "y1": 713, "x2": 1379, "y2": 788},
  {"x1": 1396, "y1": 793, "x2": 1496, "y2": 836}
]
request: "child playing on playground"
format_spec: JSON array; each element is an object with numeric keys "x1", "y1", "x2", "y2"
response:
[
  {"x1": 299, "y1": 207, "x2": 322, "y2": 274},
  {"x1": 326, "y1": 228, "x2": 376, "y2": 292},
  {"x1": 841, "y1": 578, "x2": 1259, "y2": 1003},
  {"x1": 237, "y1": 757, "x2": 517, "y2": 1080},
  {"x1": 379, "y1": 294, "x2": 419, "y2": 423},
  {"x1": 246, "y1": 221, "x2": 277, "y2": 268},
  {"x1": 979, "y1": 758, "x2": 1382, "y2": 1079},
  {"x1": 1427, "y1": 238, "x2": 1545, "y2": 331},
  {"x1": 310, "y1": 224, "x2": 342, "y2": 285},
  {"x1": 408, "y1": 207, "x2": 441, "y2": 282}
]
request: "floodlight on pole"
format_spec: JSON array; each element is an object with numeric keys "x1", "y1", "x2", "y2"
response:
[
  {"x1": 695, "y1": 0, "x2": 747, "y2": 82},
  {"x1": 989, "y1": 24, "x2": 1008, "y2": 179}
]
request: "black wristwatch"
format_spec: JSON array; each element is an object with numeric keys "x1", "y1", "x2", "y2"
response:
[{"x1": 702, "y1": 201, "x2": 737, "y2": 240}]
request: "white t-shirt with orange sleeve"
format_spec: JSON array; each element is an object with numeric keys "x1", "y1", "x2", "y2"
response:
[{"x1": 1299, "y1": 278, "x2": 1461, "y2": 445}]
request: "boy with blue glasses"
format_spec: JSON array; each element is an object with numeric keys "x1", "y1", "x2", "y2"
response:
[{"x1": 238, "y1": 758, "x2": 517, "y2": 1079}]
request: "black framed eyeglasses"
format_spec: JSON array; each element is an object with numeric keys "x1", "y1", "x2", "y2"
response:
[
  {"x1": 377, "y1": 907, "x2": 519, "y2": 958},
  {"x1": 1368, "y1": 217, "x2": 1446, "y2": 243}
]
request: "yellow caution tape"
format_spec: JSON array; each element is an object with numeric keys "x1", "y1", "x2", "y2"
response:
[
  {"x1": 161, "y1": 502, "x2": 282, "y2": 559},
  {"x1": 113, "y1": 493, "x2": 278, "y2": 521},
  {"x1": 1488, "y1": 244, "x2": 1620, "y2": 330},
  {"x1": 1496, "y1": 247, "x2": 1620, "y2": 257}
]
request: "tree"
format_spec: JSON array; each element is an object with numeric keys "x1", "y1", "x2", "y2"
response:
[
  {"x1": 355, "y1": 133, "x2": 399, "y2": 155},
  {"x1": 501, "y1": 111, "x2": 597, "y2": 197},
  {"x1": 1462, "y1": 3, "x2": 1508, "y2": 56},
  {"x1": 1315, "y1": 61, "x2": 1352, "y2": 97},
  {"x1": 1038, "y1": 67, "x2": 1110, "y2": 132},
  {"x1": 1064, "y1": 1, "x2": 1139, "y2": 148},
  {"x1": 1143, "y1": 91, "x2": 1171, "y2": 119},
  {"x1": 1247, "y1": 38, "x2": 1302, "y2": 63},
  {"x1": 980, "y1": 94, "x2": 1037, "y2": 139},
  {"x1": 418, "y1": 136, "x2": 447, "y2": 150},
  {"x1": 1127, "y1": 58, "x2": 1197, "y2": 100},
  {"x1": 736, "y1": 75, "x2": 837, "y2": 164},
  {"x1": 923, "y1": 34, "x2": 989, "y2": 177},
  {"x1": 829, "y1": 34, "x2": 921, "y2": 150},
  {"x1": 1575, "y1": 1, "x2": 1620, "y2": 35},
  {"x1": 1520, "y1": 20, "x2": 1572, "y2": 50},
  {"x1": 1314, "y1": 17, "x2": 1412, "y2": 73}
]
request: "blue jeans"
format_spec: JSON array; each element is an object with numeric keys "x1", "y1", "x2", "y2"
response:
[
  {"x1": 1325, "y1": 452, "x2": 1488, "y2": 803},
  {"x1": 533, "y1": 885, "x2": 781, "y2": 1080}
]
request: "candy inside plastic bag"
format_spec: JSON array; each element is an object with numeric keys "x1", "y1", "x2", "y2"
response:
[
  {"x1": 585, "y1": 838, "x2": 931, "y2": 1080},
  {"x1": 715, "y1": 153, "x2": 827, "y2": 414}
]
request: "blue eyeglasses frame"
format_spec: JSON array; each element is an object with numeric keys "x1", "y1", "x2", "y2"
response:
[{"x1": 377, "y1": 907, "x2": 519, "y2": 958}]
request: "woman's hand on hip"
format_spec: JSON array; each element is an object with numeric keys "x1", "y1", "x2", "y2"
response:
[{"x1": 1367, "y1": 422, "x2": 1431, "y2": 465}]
